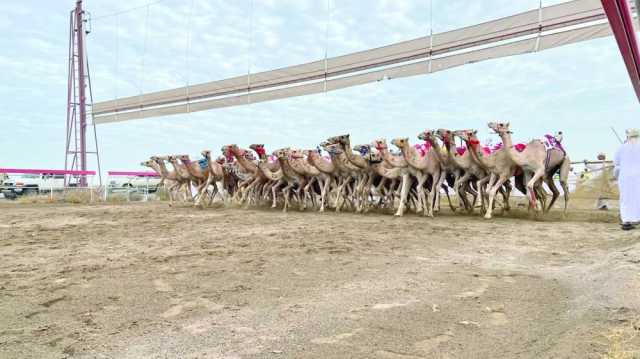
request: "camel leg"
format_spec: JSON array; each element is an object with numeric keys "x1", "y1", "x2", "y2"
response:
[
  {"x1": 167, "y1": 181, "x2": 180, "y2": 206},
  {"x1": 271, "y1": 180, "x2": 284, "y2": 208},
  {"x1": 394, "y1": 174, "x2": 410, "y2": 216},
  {"x1": 282, "y1": 183, "x2": 295, "y2": 213},
  {"x1": 426, "y1": 172, "x2": 440, "y2": 217},
  {"x1": 209, "y1": 182, "x2": 220, "y2": 206},
  {"x1": 354, "y1": 174, "x2": 365, "y2": 213},
  {"x1": 442, "y1": 174, "x2": 456, "y2": 212},
  {"x1": 477, "y1": 176, "x2": 491, "y2": 214},
  {"x1": 559, "y1": 157, "x2": 571, "y2": 216},
  {"x1": 465, "y1": 181, "x2": 479, "y2": 213},
  {"x1": 240, "y1": 178, "x2": 259, "y2": 207},
  {"x1": 415, "y1": 173, "x2": 429, "y2": 217},
  {"x1": 435, "y1": 171, "x2": 447, "y2": 213},
  {"x1": 361, "y1": 175, "x2": 374, "y2": 213},
  {"x1": 544, "y1": 177, "x2": 560, "y2": 213},
  {"x1": 319, "y1": 176, "x2": 331, "y2": 212},
  {"x1": 485, "y1": 175, "x2": 509, "y2": 219},
  {"x1": 334, "y1": 178, "x2": 346, "y2": 211},
  {"x1": 194, "y1": 175, "x2": 213, "y2": 208},
  {"x1": 298, "y1": 178, "x2": 309, "y2": 211},
  {"x1": 501, "y1": 179, "x2": 512, "y2": 212},
  {"x1": 455, "y1": 173, "x2": 472, "y2": 212},
  {"x1": 526, "y1": 169, "x2": 546, "y2": 213}
]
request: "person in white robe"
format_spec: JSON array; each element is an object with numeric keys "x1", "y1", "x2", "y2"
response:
[{"x1": 614, "y1": 129, "x2": 640, "y2": 230}]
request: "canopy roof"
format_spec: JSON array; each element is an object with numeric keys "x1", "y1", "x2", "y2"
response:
[{"x1": 92, "y1": 0, "x2": 616, "y2": 124}]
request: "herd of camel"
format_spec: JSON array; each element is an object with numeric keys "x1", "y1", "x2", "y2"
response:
[{"x1": 142, "y1": 122, "x2": 570, "y2": 219}]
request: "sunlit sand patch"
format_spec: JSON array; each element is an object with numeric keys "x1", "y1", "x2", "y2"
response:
[
  {"x1": 414, "y1": 331, "x2": 454, "y2": 353},
  {"x1": 153, "y1": 279, "x2": 173, "y2": 292},
  {"x1": 161, "y1": 304, "x2": 183, "y2": 318},
  {"x1": 454, "y1": 282, "x2": 489, "y2": 299},
  {"x1": 372, "y1": 299, "x2": 420, "y2": 310},
  {"x1": 311, "y1": 328, "x2": 364, "y2": 345}
]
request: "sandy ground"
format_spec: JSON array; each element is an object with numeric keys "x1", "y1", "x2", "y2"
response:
[{"x1": 1, "y1": 201, "x2": 639, "y2": 359}]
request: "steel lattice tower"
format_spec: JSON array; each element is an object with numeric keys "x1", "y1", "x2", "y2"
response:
[{"x1": 65, "y1": 0, "x2": 101, "y2": 187}]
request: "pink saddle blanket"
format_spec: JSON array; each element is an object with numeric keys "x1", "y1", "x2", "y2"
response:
[{"x1": 414, "y1": 142, "x2": 432, "y2": 157}]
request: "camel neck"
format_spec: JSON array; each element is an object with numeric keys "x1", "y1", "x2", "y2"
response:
[
  {"x1": 428, "y1": 139, "x2": 447, "y2": 165},
  {"x1": 400, "y1": 143, "x2": 426, "y2": 168},
  {"x1": 148, "y1": 162, "x2": 163, "y2": 176},
  {"x1": 342, "y1": 144, "x2": 367, "y2": 168},
  {"x1": 309, "y1": 152, "x2": 334, "y2": 173},
  {"x1": 171, "y1": 161, "x2": 190, "y2": 178},
  {"x1": 499, "y1": 133, "x2": 525, "y2": 167},
  {"x1": 156, "y1": 161, "x2": 170, "y2": 176},
  {"x1": 443, "y1": 140, "x2": 458, "y2": 164},
  {"x1": 379, "y1": 147, "x2": 406, "y2": 167},
  {"x1": 233, "y1": 150, "x2": 257, "y2": 173},
  {"x1": 466, "y1": 139, "x2": 491, "y2": 169},
  {"x1": 181, "y1": 160, "x2": 199, "y2": 177}
]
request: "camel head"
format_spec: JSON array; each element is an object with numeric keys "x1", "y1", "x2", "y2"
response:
[
  {"x1": 487, "y1": 122, "x2": 512, "y2": 135},
  {"x1": 223, "y1": 144, "x2": 240, "y2": 154},
  {"x1": 166, "y1": 155, "x2": 177, "y2": 163},
  {"x1": 303, "y1": 148, "x2": 319, "y2": 157},
  {"x1": 435, "y1": 129, "x2": 454, "y2": 144},
  {"x1": 418, "y1": 129, "x2": 437, "y2": 142},
  {"x1": 273, "y1": 148, "x2": 291, "y2": 160},
  {"x1": 371, "y1": 138, "x2": 388, "y2": 151},
  {"x1": 391, "y1": 137, "x2": 409, "y2": 149},
  {"x1": 352, "y1": 144, "x2": 370, "y2": 155},
  {"x1": 452, "y1": 129, "x2": 478, "y2": 143},
  {"x1": 289, "y1": 148, "x2": 305, "y2": 160},
  {"x1": 249, "y1": 144, "x2": 267, "y2": 159},
  {"x1": 215, "y1": 155, "x2": 226, "y2": 164},
  {"x1": 243, "y1": 151, "x2": 256, "y2": 161},
  {"x1": 177, "y1": 154, "x2": 191, "y2": 163},
  {"x1": 223, "y1": 144, "x2": 247, "y2": 158},
  {"x1": 326, "y1": 134, "x2": 350, "y2": 146},
  {"x1": 369, "y1": 151, "x2": 383, "y2": 164},
  {"x1": 201, "y1": 150, "x2": 211, "y2": 159},
  {"x1": 141, "y1": 160, "x2": 154, "y2": 168},
  {"x1": 324, "y1": 143, "x2": 343, "y2": 156}
]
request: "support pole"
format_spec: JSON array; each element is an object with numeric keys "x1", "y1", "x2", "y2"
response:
[
  {"x1": 65, "y1": 0, "x2": 99, "y2": 187},
  {"x1": 76, "y1": 0, "x2": 88, "y2": 186},
  {"x1": 601, "y1": 0, "x2": 640, "y2": 101}
]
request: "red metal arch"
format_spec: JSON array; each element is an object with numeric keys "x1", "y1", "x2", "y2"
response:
[{"x1": 602, "y1": 0, "x2": 640, "y2": 101}]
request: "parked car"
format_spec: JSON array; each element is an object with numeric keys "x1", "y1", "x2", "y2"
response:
[
  {"x1": 108, "y1": 176, "x2": 161, "y2": 193},
  {"x1": 0, "y1": 174, "x2": 75, "y2": 197}
]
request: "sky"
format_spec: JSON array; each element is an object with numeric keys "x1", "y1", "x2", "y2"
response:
[{"x1": 1, "y1": 0, "x2": 639, "y2": 177}]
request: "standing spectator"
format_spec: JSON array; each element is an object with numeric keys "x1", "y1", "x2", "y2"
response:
[
  {"x1": 585, "y1": 153, "x2": 613, "y2": 210},
  {"x1": 614, "y1": 129, "x2": 640, "y2": 230}
]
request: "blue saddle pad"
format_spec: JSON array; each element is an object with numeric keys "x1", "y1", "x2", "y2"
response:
[{"x1": 198, "y1": 158, "x2": 209, "y2": 171}]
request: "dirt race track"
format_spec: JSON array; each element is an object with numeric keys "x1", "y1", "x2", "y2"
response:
[{"x1": 1, "y1": 202, "x2": 640, "y2": 359}]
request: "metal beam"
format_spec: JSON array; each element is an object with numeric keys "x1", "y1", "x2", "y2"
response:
[{"x1": 602, "y1": 0, "x2": 640, "y2": 101}]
